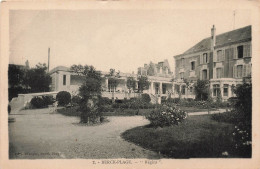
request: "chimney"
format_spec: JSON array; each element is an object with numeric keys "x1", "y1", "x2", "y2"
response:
[
  {"x1": 25, "y1": 60, "x2": 30, "y2": 69},
  {"x1": 48, "y1": 48, "x2": 50, "y2": 72},
  {"x1": 211, "y1": 25, "x2": 216, "y2": 51}
]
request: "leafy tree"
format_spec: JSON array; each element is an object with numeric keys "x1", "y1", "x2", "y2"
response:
[
  {"x1": 126, "y1": 77, "x2": 137, "y2": 92},
  {"x1": 233, "y1": 82, "x2": 252, "y2": 124},
  {"x1": 8, "y1": 65, "x2": 24, "y2": 88},
  {"x1": 71, "y1": 64, "x2": 102, "y2": 123},
  {"x1": 194, "y1": 79, "x2": 210, "y2": 101},
  {"x1": 137, "y1": 75, "x2": 149, "y2": 93},
  {"x1": 24, "y1": 63, "x2": 51, "y2": 93}
]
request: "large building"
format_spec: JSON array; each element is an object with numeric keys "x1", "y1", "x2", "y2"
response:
[
  {"x1": 173, "y1": 25, "x2": 252, "y2": 100},
  {"x1": 49, "y1": 60, "x2": 174, "y2": 103}
]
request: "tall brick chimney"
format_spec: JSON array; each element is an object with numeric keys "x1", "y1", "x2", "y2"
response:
[{"x1": 211, "y1": 25, "x2": 216, "y2": 51}]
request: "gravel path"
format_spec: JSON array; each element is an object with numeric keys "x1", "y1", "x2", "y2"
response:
[{"x1": 9, "y1": 108, "x2": 160, "y2": 159}]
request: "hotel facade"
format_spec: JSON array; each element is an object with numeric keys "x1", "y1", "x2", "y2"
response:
[{"x1": 173, "y1": 25, "x2": 252, "y2": 101}]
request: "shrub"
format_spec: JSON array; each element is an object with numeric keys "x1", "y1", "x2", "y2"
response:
[
  {"x1": 30, "y1": 97, "x2": 46, "y2": 108},
  {"x1": 167, "y1": 98, "x2": 180, "y2": 104},
  {"x1": 141, "y1": 93, "x2": 151, "y2": 103},
  {"x1": 71, "y1": 95, "x2": 82, "y2": 106},
  {"x1": 42, "y1": 95, "x2": 55, "y2": 106},
  {"x1": 56, "y1": 91, "x2": 71, "y2": 106},
  {"x1": 146, "y1": 104, "x2": 187, "y2": 127},
  {"x1": 100, "y1": 97, "x2": 112, "y2": 105}
]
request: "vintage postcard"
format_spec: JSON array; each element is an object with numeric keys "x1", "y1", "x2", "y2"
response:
[{"x1": 1, "y1": 0, "x2": 260, "y2": 169}]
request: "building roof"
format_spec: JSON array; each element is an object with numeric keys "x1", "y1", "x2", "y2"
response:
[
  {"x1": 49, "y1": 66, "x2": 70, "y2": 74},
  {"x1": 183, "y1": 25, "x2": 251, "y2": 55}
]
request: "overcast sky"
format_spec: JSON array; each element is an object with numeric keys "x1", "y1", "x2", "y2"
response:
[{"x1": 9, "y1": 9, "x2": 251, "y2": 74}]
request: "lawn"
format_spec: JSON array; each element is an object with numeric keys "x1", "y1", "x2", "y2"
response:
[{"x1": 121, "y1": 115, "x2": 238, "y2": 158}]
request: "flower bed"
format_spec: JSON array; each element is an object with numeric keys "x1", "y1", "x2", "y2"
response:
[{"x1": 146, "y1": 104, "x2": 187, "y2": 127}]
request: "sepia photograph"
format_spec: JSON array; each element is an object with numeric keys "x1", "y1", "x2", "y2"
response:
[{"x1": 1, "y1": 0, "x2": 260, "y2": 168}]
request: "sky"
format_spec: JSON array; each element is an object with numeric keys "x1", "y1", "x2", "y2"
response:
[{"x1": 9, "y1": 9, "x2": 252, "y2": 74}]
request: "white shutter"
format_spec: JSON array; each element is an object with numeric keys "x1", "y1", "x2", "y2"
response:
[
  {"x1": 222, "y1": 50, "x2": 225, "y2": 61},
  {"x1": 243, "y1": 45, "x2": 247, "y2": 58},
  {"x1": 233, "y1": 66, "x2": 237, "y2": 78},
  {"x1": 246, "y1": 64, "x2": 252, "y2": 76},
  {"x1": 249, "y1": 64, "x2": 252, "y2": 76},
  {"x1": 200, "y1": 70, "x2": 202, "y2": 80},
  {"x1": 200, "y1": 55, "x2": 203, "y2": 64},
  {"x1": 242, "y1": 65, "x2": 247, "y2": 77},
  {"x1": 234, "y1": 47, "x2": 237, "y2": 59},
  {"x1": 221, "y1": 68, "x2": 224, "y2": 78},
  {"x1": 248, "y1": 44, "x2": 251, "y2": 57}
]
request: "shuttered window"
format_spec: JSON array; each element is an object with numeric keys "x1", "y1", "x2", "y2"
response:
[
  {"x1": 213, "y1": 84, "x2": 220, "y2": 97},
  {"x1": 243, "y1": 44, "x2": 251, "y2": 57},
  {"x1": 181, "y1": 58, "x2": 185, "y2": 67},
  {"x1": 179, "y1": 72, "x2": 184, "y2": 79},
  {"x1": 203, "y1": 53, "x2": 208, "y2": 64},
  {"x1": 237, "y1": 46, "x2": 244, "y2": 59},
  {"x1": 202, "y1": 69, "x2": 208, "y2": 80},
  {"x1": 181, "y1": 85, "x2": 185, "y2": 95},
  {"x1": 216, "y1": 68, "x2": 223, "y2": 78},
  {"x1": 237, "y1": 65, "x2": 243, "y2": 78},
  {"x1": 191, "y1": 61, "x2": 195, "y2": 70},
  {"x1": 223, "y1": 84, "x2": 229, "y2": 96},
  {"x1": 217, "y1": 50, "x2": 223, "y2": 62},
  {"x1": 63, "y1": 75, "x2": 66, "y2": 85}
]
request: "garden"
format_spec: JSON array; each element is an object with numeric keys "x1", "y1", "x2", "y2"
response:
[
  {"x1": 122, "y1": 82, "x2": 252, "y2": 158},
  {"x1": 26, "y1": 64, "x2": 252, "y2": 158}
]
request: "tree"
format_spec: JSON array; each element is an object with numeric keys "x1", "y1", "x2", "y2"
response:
[
  {"x1": 194, "y1": 79, "x2": 210, "y2": 101},
  {"x1": 126, "y1": 77, "x2": 136, "y2": 92},
  {"x1": 71, "y1": 64, "x2": 102, "y2": 123},
  {"x1": 137, "y1": 75, "x2": 149, "y2": 93},
  {"x1": 24, "y1": 63, "x2": 51, "y2": 93},
  {"x1": 8, "y1": 65, "x2": 27, "y2": 101},
  {"x1": 8, "y1": 65, "x2": 24, "y2": 88}
]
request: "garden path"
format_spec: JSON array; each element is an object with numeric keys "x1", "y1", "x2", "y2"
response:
[{"x1": 9, "y1": 108, "x2": 160, "y2": 159}]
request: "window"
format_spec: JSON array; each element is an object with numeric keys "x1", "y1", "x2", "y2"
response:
[
  {"x1": 203, "y1": 53, "x2": 208, "y2": 64},
  {"x1": 181, "y1": 85, "x2": 185, "y2": 95},
  {"x1": 155, "y1": 84, "x2": 159, "y2": 94},
  {"x1": 162, "y1": 84, "x2": 167, "y2": 94},
  {"x1": 213, "y1": 84, "x2": 220, "y2": 97},
  {"x1": 216, "y1": 68, "x2": 223, "y2": 78},
  {"x1": 237, "y1": 45, "x2": 244, "y2": 59},
  {"x1": 223, "y1": 84, "x2": 229, "y2": 96},
  {"x1": 179, "y1": 72, "x2": 184, "y2": 79},
  {"x1": 191, "y1": 61, "x2": 195, "y2": 71},
  {"x1": 217, "y1": 50, "x2": 223, "y2": 62},
  {"x1": 63, "y1": 75, "x2": 66, "y2": 85},
  {"x1": 189, "y1": 87, "x2": 193, "y2": 94},
  {"x1": 237, "y1": 65, "x2": 243, "y2": 78},
  {"x1": 181, "y1": 58, "x2": 185, "y2": 67},
  {"x1": 202, "y1": 69, "x2": 207, "y2": 80},
  {"x1": 175, "y1": 85, "x2": 180, "y2": 93}
]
